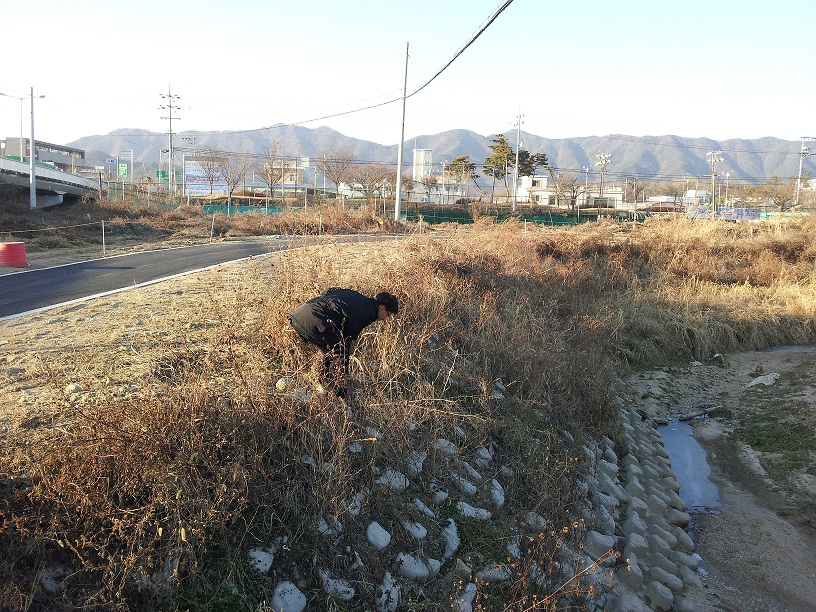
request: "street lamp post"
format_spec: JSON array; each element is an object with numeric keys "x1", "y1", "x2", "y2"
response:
[
  {"x1": 724, "y1": 172, "x2": 730, "y2": 206},
  {"x1": 513, "y1": 109, "x2": 522, "y2": 212},
  {"x1": 706, "y1": 150, "x2": 723, "y2": 218},
  {"x1": 581, "y1": 166, "x2": 589, "y2": 220},
  {"x1": 27, "y1": 88, "x2": 45, "y2": 209}
]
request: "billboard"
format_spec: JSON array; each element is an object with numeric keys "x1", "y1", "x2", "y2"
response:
[
  {"x1": 687, "y1": 204, "x2": 760, "y2": 221},
  {"x1": 184, "y1": 157, "x2": 228, "y2": 195}
]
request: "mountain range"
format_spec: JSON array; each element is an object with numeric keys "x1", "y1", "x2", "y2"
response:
[{"x1": 69, "y1": 127, "x2": 815, "y2": 186}]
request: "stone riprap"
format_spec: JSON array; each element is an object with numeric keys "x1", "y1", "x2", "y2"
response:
[{"x1": 243, "y1": 384, "x2": 703, "y2": 612}]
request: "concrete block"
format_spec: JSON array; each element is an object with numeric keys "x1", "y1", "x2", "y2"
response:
[
  {"x1": 646, "y1": 551, "x2": 679, "y2": 576},
  {"x1": 679, "y1": 564, "x2": 704, "y2": 590},
  {"x1": 647, "y1": 534, "x2": 672, "y2": 558},
  {"x1": 624, "y1": 532, "x2": 648, "y2": 558},
  {"x1": 673, "y1": 527, "x2": 695, "y2": 552},
  {"x1": 649, "y1": 524, "x2": 678, "y2": 549},
  {"x1": 584, "y1": 530, "x2": 617, "y2": 565},
  {"x1": 628, "y1": 495, "x2": 648, "y2": 519},
  {"x1": 672, "y1": 550, "x2": 698, "y2": 571},
  {"x1": 616, "y1": 551, "x2": 644, "y2": 591},
  {"x1": 622, "y1": 513, "x2": 647, "y2": 537},
  {"x1": 644, "y1": 579, "x2": 674, "y2": 611},
  {"x1": 650, "y1": 566, "x2": 684, "y2": 593},
  {"x1": 666, "y1": 508, "x2": 691, "y2": 528}
]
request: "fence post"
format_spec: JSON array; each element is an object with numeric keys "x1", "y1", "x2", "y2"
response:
[
  {"x1": 102, "y1": 220, "x2": 106, "y2": 255},
  {"x1": 210, "y1": 214, "x2": 215, "y2": 242}
]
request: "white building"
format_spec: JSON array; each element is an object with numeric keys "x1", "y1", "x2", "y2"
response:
[
  {"x1": 412, "y1": 149, "x2": 433, "y2": 182},
  {"x1": 518, "y1": 174, "x2": 624, "y2": 209},
  {"x1": 684, "y1": 189, "x2": 711, "y2": 205}
]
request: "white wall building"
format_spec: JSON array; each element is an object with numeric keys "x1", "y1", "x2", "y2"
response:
[
  {"x1": 412, "y1": 149, "x2": 433, "y2": 182},
  {"x1": 518, "y1": 174, "x2": 624, "y2": 209}
]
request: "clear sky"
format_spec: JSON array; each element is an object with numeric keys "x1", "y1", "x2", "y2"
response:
[{"x1": 1, "y1": 0, "x2": 814, "y2": 149}]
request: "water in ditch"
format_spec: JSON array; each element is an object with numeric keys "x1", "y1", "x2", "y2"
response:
[{"x1": 658, "y1": 418, "x2": 720, "y2": 511}]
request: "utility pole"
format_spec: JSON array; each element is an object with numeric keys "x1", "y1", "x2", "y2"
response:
[
  {"x1": 512, "y1": 109, "x2": 522, "y2": 212},
  {"x1": 706, "y1": 150, "x2": 723, "y2": 218},
  {"x1": 160, "y1": 86, "x2": 181, "y2": 195},
  {"x1": 28, "y1": 88, "x2": 45, "y2": 209},
  {"x1": 595, "y1": 153, "x2": 612, "y2": 220},
  {"x1": 795, "y1": 136, "x2": 814, "y2": 208},
  {"x1": 394, "y1": 42, "x2": 409, "y2": 222}
]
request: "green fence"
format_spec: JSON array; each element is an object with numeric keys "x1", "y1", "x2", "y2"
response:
[{"x1": 406, "y1": 209, "x2": 596, "y2": 226}]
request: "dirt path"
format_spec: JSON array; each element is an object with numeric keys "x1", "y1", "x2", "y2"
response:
[{"x1": 626, "y1": 348, "x2": 816, "y2": 611}]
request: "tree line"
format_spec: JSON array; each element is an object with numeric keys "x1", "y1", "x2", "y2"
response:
[{"x1": 184, "y1": 137, "x2": 813, "y2": 211}]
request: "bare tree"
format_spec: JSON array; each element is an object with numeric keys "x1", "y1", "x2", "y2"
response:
[
  {"x1": 348, "y1": 162, "x2": 391, "y2": 207},
  {"x1": 226, "y1": 153, "x2": 251, "y2": 208},
  {"x1": 549, "y1": 171, "x2": 583, "y2": 210},
  {"x1": 625, "y1": 177, "x2": 646, "y2": 205},
  {"x1": 754, "y1": 176, "x2": 797, "y2": 210},
  {"x1": 316, "y1": 150, "x2": 355, "y2": 204},
  {"x1": 418, "y1": 174, "x2": 437, "y2": 205},
  {"x1": 663, "y1": 181, "x2": 687, "y2": 206},
  {"x1": 255, "y1": 143, "x2": 294, "y2": 204}
]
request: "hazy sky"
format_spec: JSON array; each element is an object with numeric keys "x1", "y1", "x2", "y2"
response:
[{"x1": 1, "y1": 0, "x2": 814, "y2": 150}]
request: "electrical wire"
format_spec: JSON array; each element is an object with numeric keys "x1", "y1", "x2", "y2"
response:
[
  {"x1": 407, "y1": 0, "x2": 514, "y2": 99},
  {"x1": 144, "y1": 0, "x2": 516, "y2": 136}
]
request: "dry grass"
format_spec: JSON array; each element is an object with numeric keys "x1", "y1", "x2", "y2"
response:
[
  {"x1": 1, "y1": 202, "x2": 815, "y2": 610},
  {"x1": 0, "y1": 191, "x2": 394, "y2": 254}
]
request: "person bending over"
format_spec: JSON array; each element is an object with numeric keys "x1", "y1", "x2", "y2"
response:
[{"x1": 288, "y1": 288, "x2": 398, "y2": 397}]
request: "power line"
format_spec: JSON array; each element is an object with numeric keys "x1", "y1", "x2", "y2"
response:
[
  {"x1": 407, "y1": 0, "x2": 515, "y2": 99},
  {"x1": 148, "y1": 0, "x2": 515, "y2": 137}
]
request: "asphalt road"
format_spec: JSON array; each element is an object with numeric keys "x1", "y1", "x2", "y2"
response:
[{"x1": 0, "y1": 239, "x2": 286, "y2": 319}]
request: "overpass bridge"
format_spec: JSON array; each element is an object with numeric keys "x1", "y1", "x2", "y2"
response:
[{"x1": 0, "y1": 157, "x2": 96, "y2": 207}]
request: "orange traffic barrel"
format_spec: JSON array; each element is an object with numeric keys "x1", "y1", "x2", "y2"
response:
[{"x1": 0, "y1": 242, "x2": 29, "y2": 267}]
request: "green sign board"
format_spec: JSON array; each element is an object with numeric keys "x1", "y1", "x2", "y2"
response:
[
  {"x1": 119, "y1": 163, "x2": 128, "y2": 178},
  {"x1": 157, "y1": 170, "x2": 168, "y2": 182}
]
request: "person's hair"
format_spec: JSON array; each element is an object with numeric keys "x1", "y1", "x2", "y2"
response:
[{"x1": 375, "y1": 292, "x2": 399, "y2": 315}]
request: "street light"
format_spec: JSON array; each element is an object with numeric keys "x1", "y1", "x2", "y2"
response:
[{"x1": 724, "y1": 172, "x2": 730, "y2": 206}]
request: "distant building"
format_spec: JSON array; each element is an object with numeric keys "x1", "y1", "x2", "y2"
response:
[
  {"x1": 412, "y1": 149, "x2": 433, "y2": 182},
  {"x1": 518, "y1": 174, "x2": 624, "y2": 209},
  {"x1": 1, "y1": 136, "x2": 89, "y2": 173},
  {"x1": 684, "y1": 189, "x2": 711, "y2": 205}
]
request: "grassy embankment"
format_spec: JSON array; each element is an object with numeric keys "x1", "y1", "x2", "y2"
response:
[{"x1": 1, "y1": 196, "x2": 815, "y2": 609}]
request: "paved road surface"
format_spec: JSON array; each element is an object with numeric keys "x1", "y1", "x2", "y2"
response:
[
  {"x1": 0, "y1": 236, "x2": 400, "y2": 320},
  {"x1": 0, "y1": 238, "x2": 288, "y2": 319}
]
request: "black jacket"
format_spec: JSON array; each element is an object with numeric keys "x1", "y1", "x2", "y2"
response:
[{"x1": 288, "y1": 288, "x2": 379, "y2": 367}]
